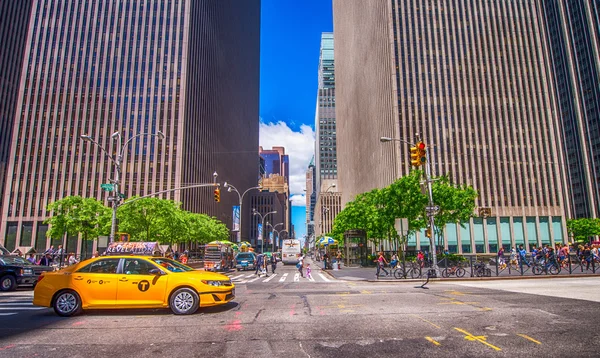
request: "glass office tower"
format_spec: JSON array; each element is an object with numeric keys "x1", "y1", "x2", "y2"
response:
[
  {"x1": 0, "y1": 0, "x2": 260, "y2": 253},
  {"x1": 333, "y1": 0, "x2": 570, "y2": 253}
]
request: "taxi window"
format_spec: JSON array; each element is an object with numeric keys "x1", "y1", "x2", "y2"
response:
[
  {"x1": 123, "y1": 259, "x2": 155, "y2": 275},
  {"x1": 77, "y1": 258, "x2": 120, "y2": 274}
]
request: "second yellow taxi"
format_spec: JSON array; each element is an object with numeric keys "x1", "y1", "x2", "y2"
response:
[{"x1": 33, "y1": 255, "x2": 235, "y2": 316}]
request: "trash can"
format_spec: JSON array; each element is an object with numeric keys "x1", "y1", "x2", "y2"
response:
[{"x1": 333, "y1": 260, "x2": 339, "y2": 271}]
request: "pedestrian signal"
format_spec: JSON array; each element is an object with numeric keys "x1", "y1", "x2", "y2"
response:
[
  {"x1": 214, "y1": 188, "x2": 220, "y2": 202},
  {"x1": 425, "y1": 228, "x2": 432, "y2": 238}
]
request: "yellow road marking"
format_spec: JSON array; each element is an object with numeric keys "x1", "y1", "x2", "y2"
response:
[
  {"x1": 425, "y1": 337, "x2": 441, "y2": 346},
  {"x1": 360, "y1": 290, "x2": 372, "y2": 294},
  {"x1": 517, "y1": 334, "x2": 541, "y2": 345},
  {"x1": 454, "y1": 327, "x2": 501, "y2": 351},
  {"x1": 439, "y1": 301, "x2": 479, "y2": 305},
  {"x1": 336, "y1": 292, "x2": 350, "y2": 295},
  {"x1": 411, "y1": 314, "x2": 441, "y2": 329},
  {"x1": 480, "y1": 307, "x2": 493, "y2": 311},
  {"x1": 444, "y1": 290, "x2": 471, "y2": 296}
]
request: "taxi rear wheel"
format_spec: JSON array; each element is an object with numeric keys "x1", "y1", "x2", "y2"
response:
[
  {"x1": 53, "y1": 290, "x2": 82, "y2": 317},
  {"x1": 169, "y1": 288, "x2": 199, "y2": 315}
]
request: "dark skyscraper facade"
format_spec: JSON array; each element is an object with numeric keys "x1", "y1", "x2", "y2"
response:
[
  {"x1": 333, "y1": 0, "x2": 570, "y2": 254},
  {"x1": 542, "y1": 0, "x2": 600, "y2": 219},
  {"x1": 0, "y1": 0, "x2": 32, "y2": 228},
  {"x1": 0, "y1": 0, "x2": 260, "y2": 253}
]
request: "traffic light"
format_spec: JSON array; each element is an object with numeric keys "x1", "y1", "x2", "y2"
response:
[
  {"x1": 214, "y1": 188, "x2": 220, "y2": 202},
  {"x1": 410, "y1": 142, "x2": 427, "y2": 167},
  {"x1": 425, "y1": 228, "x2": 432, "y2": 238}
]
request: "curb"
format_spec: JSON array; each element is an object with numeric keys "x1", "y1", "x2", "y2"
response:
[{"x1": 362, "y1": 273, "x2": 600, "y2": 283}]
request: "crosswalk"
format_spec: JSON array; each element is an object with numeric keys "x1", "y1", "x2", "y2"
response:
[
  {"x1": 0, "y1": 291, "x2": 43, "y2": 317},
  {"x1": 225, "y1": 272, "x2": 334, "y2": 284}
]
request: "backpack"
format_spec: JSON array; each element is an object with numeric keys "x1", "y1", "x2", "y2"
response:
[{"x1": 296, "y1": 262, "x2": 302, "y2": 269}]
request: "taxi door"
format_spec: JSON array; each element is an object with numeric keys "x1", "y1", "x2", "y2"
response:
[
  {"x1": 116, "y1": 258, "x2": 169, "y2": 307},
  {"x1": 71, "y1": 258, "x2": 120, "y2": 307}
]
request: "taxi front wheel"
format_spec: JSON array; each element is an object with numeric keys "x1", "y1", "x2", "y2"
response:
[
  {"x1": 169, "y1": 288, "x2": 199, "y2": 315},
  {"x1": 53, "y1": 290, "x2": 82, "y2": 317}
]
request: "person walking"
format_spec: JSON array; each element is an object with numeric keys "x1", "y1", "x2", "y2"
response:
[
  {"x1": 336, "y1": 251, "x2": 343, "y2": 269},
  {"x1": 255, "y1": 253, "x2": 264, "y2": 276},
  {"x1": 270, "y1": 254, "x2": 277, "y2": 274},
  {"x1": 306, "y1": 263, "x2": 312, "y2": 279},
  {"x1": 375, "y1": 252, "x2": 389, "y2": 279},
  {"x1": 39, "y1": 253, "x2": 53, "y2": 266},
  {"x1": 297, "y1": 255, "x2": 304, "y2": 278},
  {"x1": 497, "y1": 247, "x2": 506, "y2": 269}
]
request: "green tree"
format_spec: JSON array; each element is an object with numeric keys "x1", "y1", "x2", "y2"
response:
[
  {"x1": 117, "y1": 197, "x2": 182, "y2": 243},
  {"x1": 567, "y1": 218, "x2": 600, "y2": 243},
  {"x1": 45, "y1": 196, "x2": 110, "y2": 258}
]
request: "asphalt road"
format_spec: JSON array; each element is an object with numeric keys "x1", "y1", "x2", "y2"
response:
[{"x1": 1, "y1": 263, "x2": 599, "y2": 358}]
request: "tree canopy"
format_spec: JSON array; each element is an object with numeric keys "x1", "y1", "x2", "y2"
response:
[
  {"x1": 567, "y1": 218, "x2": 600, "y2": 243},
  {"x1": 331, "y1": 170, "x2": 478, "y2": 248}
]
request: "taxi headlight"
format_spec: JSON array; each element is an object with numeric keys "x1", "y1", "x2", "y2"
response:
[{"x1": 201, "y1": 280, "x2": 231, "y2": 287}]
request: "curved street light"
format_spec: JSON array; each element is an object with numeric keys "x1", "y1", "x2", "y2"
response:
[
  {"x1": 252, "y1": 209, "x2": 277, "y2": 253},
  {"x1": 80, "y1": 130, "x2": 165, "y2": 242},
  {"x1": 223, "y1": 182, "x2": 261, "y2": 243},
  {"x1": 267, "y1": 222, "x2": 284, "y2": 252}
]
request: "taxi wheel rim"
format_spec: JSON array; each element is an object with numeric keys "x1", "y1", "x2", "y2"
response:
[
  {"x1": 56, "y1": 292, "x2": 77, "y2": 314},
  {"x1": 1, "y1": 278, "x2": 12, "y2": 289},
  {"x1": 174, "y1": 292, "x2": 194, "y2": 312}
]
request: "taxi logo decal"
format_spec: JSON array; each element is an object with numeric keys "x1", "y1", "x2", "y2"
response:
[{"x1": 138, "y1": 280, "x2": 150, "y2": 292}]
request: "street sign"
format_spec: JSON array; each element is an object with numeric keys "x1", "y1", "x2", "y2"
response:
[
  {"x1": 101, "y1": 183, "x2": 114, "y2": 192},
  {"x1": 425, "y1": 206, "x2": 440, "y2": 211},
  {"x1": 118, "y1": 193, "x2": 126, "y2": 199},
  {"x1": 107, "y1": 196, "x2": 119, "y2": 202}
]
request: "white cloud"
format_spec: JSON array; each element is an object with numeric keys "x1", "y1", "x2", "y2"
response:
[{"x1": 259, "y1": 120, "x2": 314, "y2": 206}]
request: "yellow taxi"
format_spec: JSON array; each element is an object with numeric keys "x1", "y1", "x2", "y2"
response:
[{"x1": 33, "y1": 255, "x2": 234, "y2": 316}]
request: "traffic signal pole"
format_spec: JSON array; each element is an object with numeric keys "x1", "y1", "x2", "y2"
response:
[{"x1": 424, "y1": 150, "x2": 439, "y2": 277}]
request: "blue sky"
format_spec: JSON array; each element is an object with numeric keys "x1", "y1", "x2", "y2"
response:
[{"x1": 259, "y1": 1, "x2": 333, "y2": 241}]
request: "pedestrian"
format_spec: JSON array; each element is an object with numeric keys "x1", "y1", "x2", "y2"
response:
[
  {"x1": 67, "y1": 253, "x2": 78, "y2": 266},
  {"x1": 297, "y1": 256, "x2": 304, "y2": 278},
  {"x1": 497, "y1": 247, "x2": 506, "y2": 269},
  {"x1": 323, "y1": 252, "x2": 329, "y2": 269},
  {"x1": 336, "y1": 251, "x2": 343, "y2": 269},
  {"x1": 255, "y1": 253, "x2": 264, "y2": 275},
  {"x1": 390, "y1": 252, "x2": 399, "y2": 269},
  {"x1": 92, "y1": 251, "x2": 100, "y2": 258},
  {"x1": 181, "y1": 254, "x2": 189, "y2": 265},
  {"x1": 306, "y1": 263, "x2": 312, "y2": 279},
  {"x1": 375, "y1": 251, "x2": 389, "y2": 279},
  {"x1": 518, "y1": 245, "x2": 530, "y2": 267},
  {"x1": 39, "y1": 253, "x2": 53, "y2": 266},
  {"x1": 26, "y1": 253, "x2": 37, "y2": 264},
  {"x1": 270, "y1": 253, "x2": 277, "y2": 274},
  {"x1": 417, "y1": 251, "x2": 425, "y2": 268}
]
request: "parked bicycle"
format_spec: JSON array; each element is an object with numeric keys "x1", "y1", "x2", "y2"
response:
[
  {"x1": 472, "y1": 261, "x2": 489, "y2": 277},
  {"x1": 532, "y1": 261, "x2": 560, "y2": 275},
  {"x1": 393, "y1": 262, "x2": 421, "y2": 279},
  {"x1": 441, "y1": 263, "x2": 466, "y2": 278}
]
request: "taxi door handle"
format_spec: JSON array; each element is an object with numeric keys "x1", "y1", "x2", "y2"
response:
[
  {"x1": 74, "y1": 276, "x2": 83, "y2": 281},
  {"x1": 119, "y1": 278, "x2": 128, "y2": 282}
]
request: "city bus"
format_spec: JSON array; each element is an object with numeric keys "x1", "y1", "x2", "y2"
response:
[{"x1": 281, "y1": 239, "x2": 302, "y2": 265}]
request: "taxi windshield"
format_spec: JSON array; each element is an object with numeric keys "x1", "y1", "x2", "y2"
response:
[{"x1": 151, "y1": 258, "x2": 193, "y2": 273}]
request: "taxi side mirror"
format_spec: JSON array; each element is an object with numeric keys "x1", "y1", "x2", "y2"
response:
[{"x1": 149, "y1": 268, "x2": 164, "y2": 275}]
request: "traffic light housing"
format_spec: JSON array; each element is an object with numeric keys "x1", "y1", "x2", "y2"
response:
[
  {"x1": 425, "y1": 228, "x2": 432, "y2": 238},
  {"x1": 410, "y1": 142, "x2": 427, "y2": 167},
  {"x1": 214, "y1": 188, "x2": 220, "y2": 202}
]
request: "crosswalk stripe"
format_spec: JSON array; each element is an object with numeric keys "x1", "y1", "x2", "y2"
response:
[
  {"x1": 263, "y1": 274, "x2": 277, "y2": 282},
  {"x1": 245, "y1": 274, "x2": 255, "y2": 278},
  {"x1": 294, "y1": 273, "x2": 300, "y2": 282},
  {"x1": 307, "y1": 275, "x2": 315, "y2": 281},
  {"x1": 279, "y1": 273, "x2": 288, "y2": 282},
  {"x1": 247, "y1": 276, "x2": 261, "y2": 283},
  {"x1": 0, "y1": 307, "x2": 44, "y2": 310},
  {"x1": 230, "y1": 274, "x2": 245, "y2": 280},
  {"x1": 0, "y1": 302, "x2": 33, "y2": 306},
  {"x1": 318, "y1": 273, "x2": 330, "y2": 282}
]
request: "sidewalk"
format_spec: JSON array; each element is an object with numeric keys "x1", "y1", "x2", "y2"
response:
[{"x1": 319, "y1": 261, "x2": 600, "y2": 282}]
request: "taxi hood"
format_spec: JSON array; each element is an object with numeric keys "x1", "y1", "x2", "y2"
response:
[{"x1": 186, "y1": 270, "x2": 230, "y2": 281}]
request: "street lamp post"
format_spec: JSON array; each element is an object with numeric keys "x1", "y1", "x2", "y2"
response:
[
  {"x1": 380, "y1": 135, "x2": 439, "y2": 277},
  {"x1": 252, "y1": 209, "x2": 277, "y2": 253},
  {"x1": 223, "y1": 182, "x2": 261, "y2": 243},
  {"x1": 267, "y1": 222, "x2": 283, "y2": 252},
  {"x1": 80, "y1": 130, "x2": 165, "y2": 243}
]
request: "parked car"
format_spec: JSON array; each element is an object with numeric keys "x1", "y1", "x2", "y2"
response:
[
  {"x1": 0, "y1": 255, "x2": 54, "y2": 291},
  {"x1": 0, "y1": 244, "x2": 10, "y2": 256},
  {"x1": 235, "y1": 252, "x2": 257, "y2": 271}
]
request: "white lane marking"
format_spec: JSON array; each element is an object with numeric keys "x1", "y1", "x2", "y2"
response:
[
  {"x1": 318, "y1": 273, "x2": 330, "y2": 282},
  {"x1": 263, "y1": 274, "x2": 278, "y2": 282},
  {"x1": 230, "y1": 274, "x2": 245, "y2": 280},
  {"x1": 279, "y1": 273, "x2": 288, "y2": 282},
  {"x1": 294, "y1": 273, "x2": 300, "y2": 282},
  {"x1": 247, "y1": 276, "x2": 261, "y2": 283},
  {"x1": 245, "y1": 274, "x2": 255, "y2": 278}
]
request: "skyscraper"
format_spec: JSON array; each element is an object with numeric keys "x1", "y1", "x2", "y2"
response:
[
  {"x1": 333, "y1": 0, "x2": 570, "y2": 253},
  {"x1": 257, "y1": 146, "x2": 291, "y2": 241},
  {"x1": 305, "y1": 158, "x2": 316, "y2": 239},
  {"x1": 314, "y1": 32, "x2": 340, "y2": 239},
  {"x1": 541, "y1": 0, "x2": 600, "y2": 219},
  {"x1": 0, "y1": 0, "x2": 32, "y2": 231},
  {"x1": 0, "y1": 0, "x2": 260, "y2": 253}
]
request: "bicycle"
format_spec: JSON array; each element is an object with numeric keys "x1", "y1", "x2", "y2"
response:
[
  {"x1": 532, "y1": 261, "x2": 560, "y2": 275},
  {"x1": 393, "y1": 262, "x2": 421, "y2": 279},
  {"x1": 441, "y1": 264, "x2": 466, "y2": 278}
]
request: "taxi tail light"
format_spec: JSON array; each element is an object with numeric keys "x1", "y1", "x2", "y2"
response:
[{"x1": 37, "y1": 273, "x2": 45, "y2": 283}]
